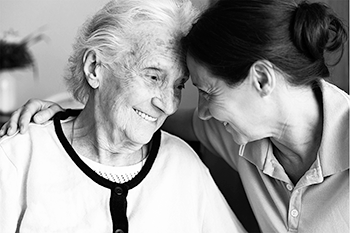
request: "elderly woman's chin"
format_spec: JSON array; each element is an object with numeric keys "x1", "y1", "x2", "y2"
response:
[{"x1": 127, "y1": 123, "x2": 162, "y2": 145}]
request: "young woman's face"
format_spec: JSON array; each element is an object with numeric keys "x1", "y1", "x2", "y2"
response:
[
  {"x1": 97, "y1": 29, "x2": 188, "y2": 145},
  {"x1": 187, "y1": 54, "x2": 267, "y2": 145}
]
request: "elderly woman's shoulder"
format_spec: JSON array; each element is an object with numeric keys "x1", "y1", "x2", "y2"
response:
[
  {"x1": 160, "y1": 130, "x2": 197, "y2": 150},
  {"x1": 159, "y1": 130, "x2": 203, "y2": 164},
  {"x1": 0, "y1": 121, "x2": 55, "y2": 146},
  {"x1": 0, "y1": 121, "x2": 58, "y2": 169}
]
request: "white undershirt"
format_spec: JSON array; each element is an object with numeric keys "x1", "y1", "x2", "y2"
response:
[{"x1": 78, "y1": 154, "x2": 147, "y2": 183}]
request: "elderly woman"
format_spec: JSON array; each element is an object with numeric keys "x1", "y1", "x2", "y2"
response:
[{"x1": 0, "y1": 0, "x2": 246, "y2": 232}]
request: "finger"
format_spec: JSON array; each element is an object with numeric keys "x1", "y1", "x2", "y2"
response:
[
  {"x1": 17, "y1": 99, "x2": 46, "y2": 134},
  {"x1": 5, "y1": 108, "x2": 23, "y2": 135},
  {"x1": 33, "y1": 104, "x2": 64, "y2": 123},
  {"x1": 0, "y1": 122, "x2": 9, "y2": 136}
]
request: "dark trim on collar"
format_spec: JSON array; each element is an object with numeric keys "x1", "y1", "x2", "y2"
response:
[
  {"x1": 54, "y1": 109, "x2": 161, "y2": 233},
  {"x1": 53, "y1": 109, "x2": 160, "y2": 190}
]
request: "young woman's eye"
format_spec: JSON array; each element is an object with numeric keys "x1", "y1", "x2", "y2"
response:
[{"x1": 199, "y1": 89, "x2": 210, "y2": 100}]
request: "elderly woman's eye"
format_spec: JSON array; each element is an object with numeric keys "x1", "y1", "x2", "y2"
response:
[
  {"x1": 178, "y1": 83, "x2": 185, "y2": 90},
  {"x1": 145, "y1": 73, "x2": 159, "y2": 81},
  {"x1": 150, "y1": 75, "x2": 158, "y2": 81},
  {"x1": 143, "y1": 68, "x2": 162, "y2": 82}
]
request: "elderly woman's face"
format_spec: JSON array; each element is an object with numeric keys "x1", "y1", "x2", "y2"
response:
[{"x1": 98, "y1": 29, "x2": 187, "y2": 145}]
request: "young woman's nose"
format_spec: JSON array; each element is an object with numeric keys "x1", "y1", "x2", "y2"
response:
[{"x1": 197, "y1": 96, "x2": 212, "y2": 120}]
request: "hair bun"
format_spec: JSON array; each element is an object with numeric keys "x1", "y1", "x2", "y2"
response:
[
  {"x1": 293, "y1": 2, "x2": 328, "y2": 61},
  {"x1": 292, "y1": 1, "x2": 347, "y2": 63}
]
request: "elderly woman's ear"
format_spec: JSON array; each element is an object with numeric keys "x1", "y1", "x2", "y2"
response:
[{"x1": 83, "y1": 50, "x2": 101, "y2": 89}]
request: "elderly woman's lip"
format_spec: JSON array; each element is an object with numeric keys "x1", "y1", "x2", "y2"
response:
[{"x1": 134, "y1": 109, "x2": 157, "y2": 122}]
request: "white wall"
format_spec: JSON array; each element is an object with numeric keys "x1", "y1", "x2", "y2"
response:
[{"x1": 0, "y1": 0, "x2": 209, "y2": 110}]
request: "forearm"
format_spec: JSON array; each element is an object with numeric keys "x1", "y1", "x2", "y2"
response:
[{"x1": 162, "y1": 108, "x2": 198, "y2": 142}]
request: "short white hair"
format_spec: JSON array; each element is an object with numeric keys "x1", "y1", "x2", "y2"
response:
[{"x1": 65, "y1": 0, "x2": 198, "y2": 104}]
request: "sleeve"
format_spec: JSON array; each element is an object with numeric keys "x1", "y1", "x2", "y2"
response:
[
  {"x1": 200, "y1": 167, "x2": 247, "y2": 233},
  {"x1": 192, "y1": 108, "x2": 241, "y2": 170},
  {"x1": 0, "y1": 145, "x2": 24, "y2": 232}
]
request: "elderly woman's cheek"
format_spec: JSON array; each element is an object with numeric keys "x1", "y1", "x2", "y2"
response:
[{"x1": 173, "y1": 90, "x2": 181, "y2": 110}]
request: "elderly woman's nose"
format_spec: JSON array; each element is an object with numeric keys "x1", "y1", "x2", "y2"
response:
[
  {"x1": 197, "y1": 97, "x2": 211, "y2": 121},
  {"x1": 152, "y1": 89, "x2": 178, "y2": 115}
]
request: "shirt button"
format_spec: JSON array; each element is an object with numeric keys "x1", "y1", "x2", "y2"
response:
[
  {"x1": 286, "y1": 184, "x2": 293, "y2": 191},
  {"x1": 307, "y1": 174, "x2": 314, "y2": 180},
  {"x1": 270, "y1": 160, "x2": 276, "y2": 167},
  {"x1": 291, "y1": 209, "x2": 299, "y2": 217},
  {"x1": 115, "y1": 229, "x2": 124, "y2": 233},
  {"x1": 114, "y1": 186, "x2": 124, "y2": 196}
]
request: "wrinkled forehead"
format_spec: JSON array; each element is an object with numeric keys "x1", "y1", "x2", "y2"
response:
[{"x1": 127, "y1": 25, "x2": 187, "y2": 76}]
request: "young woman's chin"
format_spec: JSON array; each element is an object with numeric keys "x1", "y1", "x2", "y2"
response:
[
  {"x1": 232, "y1": 136, "x2": 249, "y2": 146},
  {"x1": 226, "y1": 129, "x2": 249, "y2": 145}
]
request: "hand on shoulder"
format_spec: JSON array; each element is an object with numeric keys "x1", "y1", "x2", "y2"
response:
[{"x1": 0, "y1": 99, "x2": 63, "y2": 137}]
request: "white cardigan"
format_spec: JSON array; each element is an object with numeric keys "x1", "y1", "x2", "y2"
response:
[{"x1": 0, "y1": 113, "x2": 246, "y2": 233}]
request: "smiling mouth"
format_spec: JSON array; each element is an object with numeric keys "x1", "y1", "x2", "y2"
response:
[{"x1": 134, "y1": 109, "x2": 157, "y2": 122}]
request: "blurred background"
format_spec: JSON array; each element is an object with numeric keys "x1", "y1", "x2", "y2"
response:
[
  {"x1": 0, "y1": 0, "x2": 348, "y2": 232},
  {"x1": 0, "y1": 0, "x2": 348, "y2": 112},
  {"x1": 0, "y1": 0, "x2": 210, "y2": 113}
]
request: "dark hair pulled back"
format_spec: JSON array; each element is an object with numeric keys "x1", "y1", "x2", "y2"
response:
[{"x1": 183, "y1": 0, "x2": 348, "y2": 86}]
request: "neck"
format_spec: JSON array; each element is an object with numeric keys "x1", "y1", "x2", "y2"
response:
[
  {"x1": 270, "y1": 83, "x2": 322, "y2": 183},
  {"x1": 64, "y1": 100, "x2": 146, "y2": 167}
]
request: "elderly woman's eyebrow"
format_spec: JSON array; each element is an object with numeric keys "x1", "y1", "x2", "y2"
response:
[
  {"x1": 144, "y1": 67, "x2": 162, "y2": 71},
  {"x1": 143, "y1": 66, "x2": 187, "y2": 81}
]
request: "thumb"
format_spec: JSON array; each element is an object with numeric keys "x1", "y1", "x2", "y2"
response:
[{"x1": 33, "y1": 104, "x2": 64, "y2": 123}]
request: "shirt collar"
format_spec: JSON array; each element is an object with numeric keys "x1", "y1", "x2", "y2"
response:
[
  {"x1": 317, "y1": 80, "x2": 349, "y2": 176},
  {"x1": 239, "y1": 139, "x2": 269, "y2": 171}
]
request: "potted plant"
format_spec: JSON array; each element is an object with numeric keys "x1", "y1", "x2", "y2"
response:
[{"x1": 0, "y1": 29, "x2": 47, "y2": 114}]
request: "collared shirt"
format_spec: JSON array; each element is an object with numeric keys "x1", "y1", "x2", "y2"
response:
[{"x1": 193, "y1": 80, "x2": 349, "y2": 233}]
